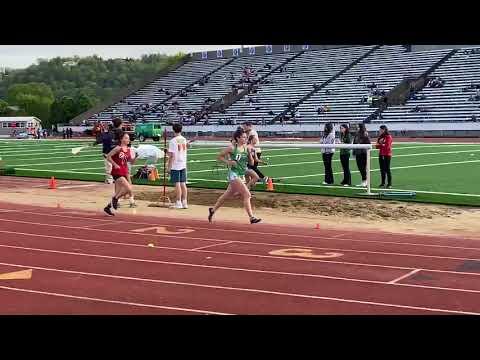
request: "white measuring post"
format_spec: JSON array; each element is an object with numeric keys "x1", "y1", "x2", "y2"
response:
[{"x1": 366, "y1": 147, "x2": 373, "y2": 195}]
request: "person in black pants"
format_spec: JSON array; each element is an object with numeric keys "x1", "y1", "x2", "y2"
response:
[
  {"x1": 353, "y1": 123, "x2": 370, "y2": 187},
  {"x1": 246, "y1": 134, "x2": 270, "y2": 187},
  {"x1": 376, "y1": 125, "x2": 393, "y2": 188},
  {"x1": 320, "y1": 122, "x2": 335, "y2": 185},
  {"x1": 339, "y1": 123, "x2": 352, "y2": 186}
]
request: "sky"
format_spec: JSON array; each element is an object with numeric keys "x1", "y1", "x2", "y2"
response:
[{"x1": 0, "y1": 45, "x2": 251, "y2": 69}]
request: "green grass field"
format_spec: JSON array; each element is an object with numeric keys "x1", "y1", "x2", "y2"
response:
[{"x1": 1, "y1": 139, "x2": 480, "y2": 207}]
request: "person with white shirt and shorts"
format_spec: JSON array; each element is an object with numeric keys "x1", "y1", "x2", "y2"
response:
[{"x1": 167, "y1": 123, "x2": 188, "y2": 209}]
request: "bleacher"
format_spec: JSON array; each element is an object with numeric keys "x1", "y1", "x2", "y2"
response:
[
  {"x1": 208, "y1": 46, "x2": 374, "y2": 124},
  {"x1": 91, "y1": 58, "x2": 230, "y2": 122},
  {"x1": 296, "y1": 46, "x2": 451, "y2": 123},
  {"x1": 85, "y1": 45, "x2": 480, "y2": 132},
  {"x1": 378, "y1": 48, "x2": 480, "y2": 124}
]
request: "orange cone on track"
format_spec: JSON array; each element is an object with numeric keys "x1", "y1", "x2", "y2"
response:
[
  {"x1": 48, "y1": 176, "x2": 57, "y2": 189},
  {"x1": 148, "y1": 170, "x2": 156, "y2": 182},
  {"x1": 154, "y1": 168, "x2": 160, "y2": 180},
  {"x1": 266, "y1": 178, "x2": 274, "y2": 191}
]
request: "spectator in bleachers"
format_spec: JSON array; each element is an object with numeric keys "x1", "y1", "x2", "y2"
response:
[
  {"x1": 357, "y1": 75, "x2": 363, "y2": 82},
  {"x1": 367, "y1": 82, "x2": 377, "y2": 89},
  {"x1": 471, "y1": 115, "x2": 478, "y2": 122},
  {"x1": 313, "y1": 83, "x2": 321, "y2": 90}
]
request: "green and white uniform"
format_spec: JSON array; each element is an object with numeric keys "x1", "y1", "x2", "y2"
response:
[{"x1": 227, "y1": 145, "x2": 248, "y2": 182}]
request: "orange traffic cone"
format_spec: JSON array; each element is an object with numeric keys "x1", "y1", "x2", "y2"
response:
[
  {"x1": 266, "y1": 177, "x2": 274, "y2": 191},
  {"x1": 154, "y1": 168, "x2": 160, "y2": 180},
  {"x1": 48, "y1": 176, "x2": 57, "y2": 189},
  {"x1": 148, "y1": 170, "x2": 156, "y2": 182}
]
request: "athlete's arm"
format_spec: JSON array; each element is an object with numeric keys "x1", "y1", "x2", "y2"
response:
[
  {"x1": 218, "y1": 145, "x2": 236, "y2": 166},
  {"x1": 106, "y1": 146, "x2": 122, "y2": 169}
]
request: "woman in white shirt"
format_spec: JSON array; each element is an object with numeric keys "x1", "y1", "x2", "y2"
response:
[{"x1": 320, "y1": 122, "x2": 336, "y2": 185}]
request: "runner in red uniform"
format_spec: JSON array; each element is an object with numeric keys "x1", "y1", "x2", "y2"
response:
[{"x1": 103, "y1": 132, "x2": 135, "y2": 216}]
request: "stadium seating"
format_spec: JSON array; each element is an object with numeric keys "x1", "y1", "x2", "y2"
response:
[
  {"x1": 86, "y1": 45, "x2": 480, "y2": 129},
  {"x1": 377, "y1": 47, "x2": 480, "y2": 123},
  {"x1": 296, "y1": 46, "x2": 451, "y2": 123},
  {"x1": 208, "y1": 46, "x2": 375, "y2": 124}
]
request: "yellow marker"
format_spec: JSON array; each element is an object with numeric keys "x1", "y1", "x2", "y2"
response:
[{"x1": 148, "y1": 243, "x2": 155, "y2": 247}]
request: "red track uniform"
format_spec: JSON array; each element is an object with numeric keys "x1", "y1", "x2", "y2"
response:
[{"x1": 111, "y1": 147, "x2": 131, "y2": 178}]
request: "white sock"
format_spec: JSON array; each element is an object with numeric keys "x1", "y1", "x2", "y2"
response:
[{"x1": 129, "y1": 196, "x2": 135, "y2": 205}]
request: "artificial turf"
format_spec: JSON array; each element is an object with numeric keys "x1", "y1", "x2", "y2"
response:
[{"x1": 1, "y1": 139, "x2": 479, "y2": 207}]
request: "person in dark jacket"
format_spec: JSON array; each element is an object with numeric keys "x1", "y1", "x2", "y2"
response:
[
  {"x1": 353, "y1": 123, "x2": 370, "y2": 187},
  {"x1": 111, "y1": 118, "x2": 124, "y2": 147},
  {"x1": 339, "y1": 123, "x2": 352, "y2": 186},
  {"x1": 94, "y1": 124, "x2": 115, "y2": 184},
  {"x1": 376, "y1": 125, "x2": 393, "y2": 188}
]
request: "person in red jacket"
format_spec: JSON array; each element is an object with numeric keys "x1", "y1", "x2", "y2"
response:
[{"x1": 376, "y1": 125, "x2": 393, "y2": 188}]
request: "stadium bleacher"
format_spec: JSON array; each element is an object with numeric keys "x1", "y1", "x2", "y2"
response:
[
  {"x1": 86, "y1": 45, "x2": 480, "y2": 130},
  {"x1": 378, "y1": 47, "x2": 480, "y2": 124}
]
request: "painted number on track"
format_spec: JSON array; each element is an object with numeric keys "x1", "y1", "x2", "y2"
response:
[
  {"x1": 131, "y1": 226, "x2": 195, "y2": 235},
  {"x1": 269, "y1": 248, "x2": 343, "y2": 259}
]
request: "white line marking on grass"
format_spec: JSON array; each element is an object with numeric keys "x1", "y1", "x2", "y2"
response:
[
  {"x1": 1, "y1": 151, "x2": 100, "y2": 160},
  {"x1": 388, "y1": 269, "x2": 422, "y2": 284},
  {"x1": 11, "y1": 159, "x2": 104, "y2": 167},
  {"x1": 188, "y1": 176, "x2": 480, "y2": 198},
  {"x1": 278, "y1": 159, "x2": 480, "y2": 180},
  {"x1": 14, "y1": 168, "x2": 104, "y2": 176}
]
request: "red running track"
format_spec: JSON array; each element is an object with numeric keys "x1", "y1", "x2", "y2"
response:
[{"x1": 0, "y1": 187, "x2": 479, "y2": 314}]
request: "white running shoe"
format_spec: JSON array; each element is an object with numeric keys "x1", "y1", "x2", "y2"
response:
[
  {"x1": 182, "y1": 201, "x2": 188, "y2": 209},
  {"x1": 171, "y1": 201, "x2": 183, "y2": 209},
  {"x1": 361, "y1": 181, "x2": 367, "y2": 187}
]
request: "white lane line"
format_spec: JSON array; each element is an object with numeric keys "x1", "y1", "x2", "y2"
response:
[
  {"x1": 2, "y1": 208, "x2": 480, "y2": 251},
  {"x1": 0, "y1": 285, "x2": 229, "y2": 315},
  {"x1": 0, "y1": 217, "x2": 479, "y2": 262},
  {"x1": 192, "y1": 241, "x2": 234, "y2": 251},
  {"x1": 0, "y1": 260, "x2": 476, "y2": 315},
  {"x1": 1, "y1": 227, "x2": 480, "y2": 279},
  {"x1": 388, "y1": 269, "x2": 422, "y2": 284}
]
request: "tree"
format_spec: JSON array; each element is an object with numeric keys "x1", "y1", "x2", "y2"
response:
[
  {"x1": 6, "y1": 83, "x2": 55, "y2": 125},
  {"x1": 75, "y1": 92, "x2": 95, "y2": 114},
  {"x1": 0, "y1": 99, "x2": 8, "y2": 115},
  {"x1": 0, "y1": 52, "x2": 186, "y2": 119}
]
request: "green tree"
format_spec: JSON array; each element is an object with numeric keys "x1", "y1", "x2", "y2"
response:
[{"x1": 0, "y1": 99, "x2": 9, "y2": 115}]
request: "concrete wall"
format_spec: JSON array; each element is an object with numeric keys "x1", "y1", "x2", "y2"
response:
[
  {"x1": 411, "y1": 45, "x2": 480, "y2": 52},
  {"x1": 190, "y1": 45, "x2": 361, "y2": 61}
]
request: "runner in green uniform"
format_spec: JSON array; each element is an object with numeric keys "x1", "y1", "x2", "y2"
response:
[{"x1": 208, "y1": 128, "x2": 261, "y2": 224}]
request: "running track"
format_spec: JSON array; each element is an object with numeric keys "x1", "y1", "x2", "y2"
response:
[{"x1": 0, "y1": 177, "x2": 479, "y2": 314}]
